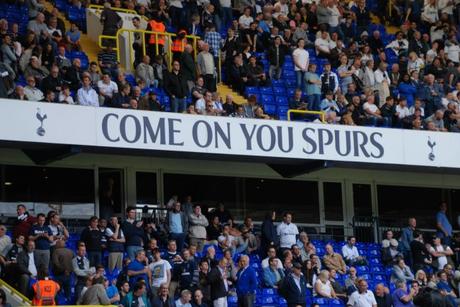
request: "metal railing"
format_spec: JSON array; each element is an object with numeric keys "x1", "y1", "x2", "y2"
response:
[
  {"x1": 287, "y1": 109, "x2": 326, "y2": 122},
  {"x1": 88, "y1": 4, "x2": 146, "y2": 19},
  {"x1": 0, "y1": 278, "x2": 31, "y2": 306},
  {"x1": 99, "y1": 28, "x2": 201, "y2": 72}
]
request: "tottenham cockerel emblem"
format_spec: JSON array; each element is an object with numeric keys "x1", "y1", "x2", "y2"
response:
[
  {"x1": 427, "y1": 137, "x2": 436, "y2": 161},
  {"x1": 36, "y1": 108, "x2": 47, "y2": 136}
]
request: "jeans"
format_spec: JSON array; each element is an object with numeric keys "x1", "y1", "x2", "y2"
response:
[
  {"x1": 269, "y1": 65, "x2": 282, "y2": 80},
  {"x1": 169, "y1": 232, "x2": 186, "y2": 252},
  {"x1": 296, "y1": 71, "x2": 305, "y2": 91},
  {"x1": 171, "y1": 97, "x2": 187, "y2": 113},
  {"x1": 87, "y1": 251, "x2": 102, "y2": 267},
  {"x1": 221, "y1": 7, "x2": 233, "y2": 28},
  {"x1": 127, "y1": 245, "x2": 143, "y2": 260},
  {"x1": 308, "y1": 94, "x2": 321, "y2": 111},
  {"x1": 54, "y1": 274, "x2": 71, "y2": 301}
]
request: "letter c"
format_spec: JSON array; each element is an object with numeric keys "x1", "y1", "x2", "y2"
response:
[{"x1": 102, "y1": 113, "x2": 120, "y2": 142}]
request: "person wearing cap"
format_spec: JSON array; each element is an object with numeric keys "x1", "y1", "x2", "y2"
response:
[
  {"x1": 382, "y1": 238, "x2": 403, "y2": 266},
  {"x1": 279, "y1": 262, "x2": 307, "y2": 307},
  {"x1": 428, "y1": 235, "x2": 454, "y2": 271}
]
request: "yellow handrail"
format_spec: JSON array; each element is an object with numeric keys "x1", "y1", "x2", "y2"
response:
[
  {"x1": 287, "y1": 109, "x2": 326, "y2": 123},
  {"x1": 99, "y1": 28, "x2": 200, "y2": 72},
  {"x1": 0, "y1": 278, "x2": 31, "y2": 305}
]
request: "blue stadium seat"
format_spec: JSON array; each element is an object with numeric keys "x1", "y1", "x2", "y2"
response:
[
  {"x1": 273, "y1": 87, "x2": 286, "y2": 96},
  {"x1": 260, "y1": 87, "x2": 273, "y2": 95},
  {"x1": 276, "y1": 96, "x2": 289, "y2": 106},
  {"x1": 261, "y1": 95, "x2": 275, "y2": 105},
  {"x1": 263, "y1": 103, "x2": 277, "y2": 116}
]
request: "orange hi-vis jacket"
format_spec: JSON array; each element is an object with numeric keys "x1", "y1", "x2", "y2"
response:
[
  {"x1": 148, "y1": 20, "x2": 166, "y2": 45},
  {"x1": 32, "y1": 279, "x2": 60, "y2": 306},
  {"x1": 171, "y1": 30, "x2": 187, "y2": 52}
]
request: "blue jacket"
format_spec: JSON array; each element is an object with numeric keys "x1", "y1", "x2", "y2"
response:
[
  {"x1": 280, "y1": 273, "x2": 307, "y2": 305},
  {"x1": 236, "y1": 266, "x2": 258, "y2": 296},
  {"x1": 121, "y1": 292, "x2": 151, "y2": 307},
  {"x1": 263, "y1": 267, "x2": 285, "y2": 288},
  {"x1": 398, "y1": 82, "x2": 417, "y2": 106},
  {"x1": 399, "y1": 227, "x2": 414, "y2": 252}
]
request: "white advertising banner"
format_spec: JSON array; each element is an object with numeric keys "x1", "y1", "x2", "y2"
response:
[{"x1": 0, "y1": 99, "x2": 459, "y2": 168}]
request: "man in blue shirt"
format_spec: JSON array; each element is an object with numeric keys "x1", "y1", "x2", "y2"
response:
[
  {"x1": 235, "y1": 255, "x2": 258, "y2": 307},
  {"x1": 436, "y1": 202, "x2": 453, "y2": 246},
  {"x1": 28, "y1": 213, "x2": 53, "y2": 273},
  {"x1": 166, "y1": 202, "x2": 187, "y2": 252},
  {"x1": 399, "y1": 217, "x2": 416, "y2": 266},
  {"x1": 127, "y1": 250, "x2": 150, "y2": 290}
]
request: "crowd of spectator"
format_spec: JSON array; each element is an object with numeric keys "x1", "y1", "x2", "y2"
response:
[
  {"x1": 1, "y1": 0, "x2": 460, "y2": 131},
  {"x1": 0, "y1": 200, "x2": 459, "y2": 306}
]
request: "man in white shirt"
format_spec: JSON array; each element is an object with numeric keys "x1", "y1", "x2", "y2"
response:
[
  {"x1": 347, "y1": 279, "x2": 377, "y2": 307},
  {"x1": 395, "y1": 98, "x2": 411, "y2": 121},
  {"x1": 149, "y1": 248, "x2": 172, "y2": 298},
  {"x1": 315, "y1": 30, "x2": 331, "y2": 58},
  {"x1": 342, "y1": 236, "x2": 367, "y2": 266},
  {"x1": 385, "y1": 32, "x2": 409, "y2": 56},
  {"x1": 261, "y1": 246, "x2": 283, "y2": 269},
  {"x1": 24, "y1": 76, "x2": 44, "y2": 101},
  {"x1": 429, "y1": 236, "x2": 454, "y2": 271},
  {"x1": 292, "y1": 38, "x2": 309, "y2": 91},
  {"x1": 195, "y1": 90, "x2": 215, "y2": 114},
  {"x1": 97, "y1": 73, "x2": 118, "y2": 105},
  {"x1": 445, "y1": 39, "x2": 460, "y2": 64},
  {"x1": 17, "y1": 240, "x2": 38, "y2": 296},
  {"x1": 0, "y1": 225, "x2": 11, "y2": 256},
  {"x1": 277, "y1": 212, "x2": 299, "y2": 251},
  {"x1": 77, "y1": 75, "x2": 99, "y2": 107},
  {"x1": 374, "y1": 62, "x2": 391, "y2": 106}
]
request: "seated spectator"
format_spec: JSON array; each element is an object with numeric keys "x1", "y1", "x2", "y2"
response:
[
  {"x1": 192, "y1": 289, "x2": 206, "y2": 307},
  {"x1": 80, "y1": 276, "x2": 111, "y2": 305},
  {"x1": 139, "y1": 91, "x2": 163, "y2": 111},
  {"x1": 415, "y1": 270, "x2": 427, "y2": 287},
  {"x1": 428, "y1": 235, "x2": 454, "y2": 272},
  {"x1": 347, "y1": 279, "x2": 377, "y2": 307},
  {"x1": 152, "y1": 283, "x2": 175, "y2": 307},
  {"x1": 329, "y1": 269, "x2": 347, "y2": 301},
  {"x1": 16, "y1": 240, "x2": 38, "y2": 297},
  {"x1": 111, "y1": 84, "x2": 131, "y2": 109},
  {"x1": 88, "y1": 62, "x2": 101, "y2": 85},
  {"x1": 77, "y1": 74, "x2": 99, "y2": 107},
  {"x1": 24, "y1": 76, "x2": 44, "y2": 101},
  {"x1": 395, "y1": 98, "x2": 411, "y2": 126},
  {"x1": 291, "y1": 245, "x2": 303, "y2": 266},
  {"x1": 391, "y1": 279, "x2": 417, "y2": 307},
  {"x1": 229, "y1": 54, "x2": 248, "y2": 95},
  {"x1": 342, "y1": 236, "x2": 367, "y2": 266},
  {"x1": 302, "y1": 258, "x2": 318, "y2": 289},
  {"x1": 104, "y1": 277, "x2": 120, "y2": 305},
  {"x1": 120, "y1": 280, "x2": 148, "y2": 307},
  {"x1": 320, "y1": 90, "x2": 340, "y2": 123},
  {"x1": 247, "y1": 56, "x2": 270, "y2": 87},
  {"x1": 363, "y1": 95, "x2": 389, "y2": 127},
  {"x1": 263, "y1": 256, "x2": 285, "y2": 288},
  {"x1": 382, "y1": 238, "x2": 402, "y2": 266},
  {"x1": 344, "y1": 266, "x2": 358, "y2": 295},
  {"x1": 66, "y1": 22, "x2": 81, "y2": 51},
  {"x1": 58, "y1": 85, "x2": 75, "y2": 104},
  {"x1": 176, "y1": 289, "x2": 192, "y2": 307},
  {"x1": 38, "y1": 63, "x2": 62, "y2": 96},
  {"x1": 314, "y1": 270, "x2": 337, "y2": 299},
  {"x1": 65, "y1": 58, "x2": 83, "y2": 91},
  {"x1": 254, "y1": 106, "x2": 272, "y2": 119},
  {"x1": 425, "y1": 110, "x2": 447, "y2": 131},
  {"x1": 374, "y1": 283, "x2": 392, "y2": 307},
  {"x1": 24, "y1": 56, "x2": 49, "y2": 84},
  {"x1": 409, "y1": 99, "x2": 425, "y2": 117},
  {"x1": 97, "y1": 74, "x2": 118, "y2": 106},
  {"x1": 385, "y1": 31, "x2": 409, "y2": 57},
  {"x1": 391, "y1": 257, "x2": 415, "y2": 283},
  {"x1": 9, "y1": 85, "x2": 28, "y2": 101},
  {"x1": 41, "y1": 89, "x2": 56, "y2": 103},
  {"x1": 323, "y1": 244, "x2": 346, "y2": 274}
]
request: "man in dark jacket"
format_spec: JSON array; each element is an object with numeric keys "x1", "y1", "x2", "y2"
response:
[
  {"x1": 41, "y1": 65, "x2": 64, "y2": 97},
  {"x1": 180, "y1": 44, "x2": 197, "y2": 92},
  {"x1": 100, "y1": 2, "x2": 121, "y2": 46},
  {"x1": 64, "y1": 58, "x2": 83, "y2": 91},
  {"x1": 17, "y1": 240, "x2": 38, "y2": 297},
  {"x1": 208, "y1": 258, "x2": 229, "y2": 306},
  {"x1": 152, "y1": 283, "x2": 175, "y2": 307},
  {"x1": 164, "y1": 60, "x2": 188, "y2": 113},
  {"x1": 280, "y1": 263, "x2": 307, "y2": 307},
  {"x1": 122, "y1": 206, "x2": 145, "y2": 260},
  {"x1": 267, "y1": 36, "x2": 286, "y2": 80},
  {"x1": 80, "y1": 216, "x2": 103, "y2": 267}
]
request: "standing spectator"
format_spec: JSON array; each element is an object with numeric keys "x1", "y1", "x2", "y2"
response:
[
  {"x1": 323, "y1": 244, "x2": 346, "y2": 274},
  {"x1": 428, "y1": 235, "x2": 454, "y2": 272},
  {"x1": 204, "y1": 25, "x2": 222, "y2": 63},
  {"x1": 267, "y1": 36, "x2": 285, "y2": 80},
  {"x1": 347, "y1": 279, "x2": 377, "y2": 307},
  {"x1": 77, "y1": 75, "x2": 99, "y2": 107},
  {"x1": 100, "y1": 2, "x2": 121, "y2": 47},
  {"x1": 304, "y1": 63, "x2": 322, "y2": 111},
  {"x1": 17, "y1": 240, "x2": 38, "y2": 297},
  {"x1": 277, "y1": 212, "x2": 299, "y2": 254},
  {"x1": 319, "y1": 62, "x2": 339, "y2": 95},
  {"x1": 72, "y1": 244, "x2": 95, "y2": 300},
  {"x1": 400, "y1": 217, "x2": 416, "y2": 264},
  {"x1": 293, "y1": 39, "x2": 309, "y2": 90},
  {"x1": 80, "y1": 276, "x2": 111, "y2": 305},
  {"x1": 0, "y1": 226, "x2": 11, "y2": 257},
  {"x1": 166, "y1": 201, "x2": 187, "y2": 252},
  {"x1": 149, "y1": 248, "x2": 172, "y2": 298},
  {"x1": 181, "y1": 45, "x2": 197, "y2": 92},
  {"x1": 122, "y1": 206, "x2": 145, "y2": 260},
  {"x1": 374, "y1": 283, "x2": 392, "y2": 307},
  {"x1": 176, "y1": 289, "x2": 193, "y2": 307},
  {"x1": 410, "y1": 231, "x2": 432, "y2": 272},
  {"x1": 192, "y1": 289, "x2": 207, "y2": 307},
  {"x1": 48, "y1": 212, "x2": 69, "y2": 254},
  {"x1": 374, "y1": 62, "x2": 391, "y2": 106},
  {"x1": 188, "y1": 205, "x2": 209, "y2": 253},
  {"x1": 152, "y1": 283, "x2": 175, "y2": 307},
  {"x1": 391, "y1": 279, "x2": 416, "y2": 307},
  {"x1": 80, "y1": 216, "x2": 103, "y2": 267},
  {"x1": 391, "y1": 257, "x2": 415, "y2": 283},
  {"x1": 260, "y1": 210, "x2": 277, "y2": 255},
  {"x1": 29, "y1": 213, "x2": 53, "y2": 274},
  {"x1": 164, "y1": 60, "x2": 188, "y2": 113},
  {"x1": 263, "y1": 256, "x2": 285, "y2": 288},
  {"x1": 342, "y1": 236, "x2": 367, "y2": 266},
  {"x1": 279, "y1": 262, "x2": 307, "y2": 307},
  {"x1": 436, "y1": 202, "x2": 453, "y2": 245},
  {"x1": 235, "y1": 255, "x2": 257, "y2": 307},
  {"x1": 178, "y1": 249, "x2": 197, "y2": 291},
  {"x1": 197, "y1": 43, "x2": 216, "y2": 92},
  {"x1": 121, "y1": 280, "x2": 150, "y2": 307},
  {"x1": 51, "y1": 240, "x2": 73, "y2": 302},
  {"x1": 32, "y1": 270, "x2": 60, "y2": 306},
  {"x1": 106, "y1": 216, "x2": 125, "y2": 272},
  {"x1": 208, "y1": 258, "x2": 229, "y2": 307}
]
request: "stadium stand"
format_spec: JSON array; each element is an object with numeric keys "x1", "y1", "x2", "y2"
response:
[{"x1": 0, "y1": 0, "x2": 460, "y2": 306}]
